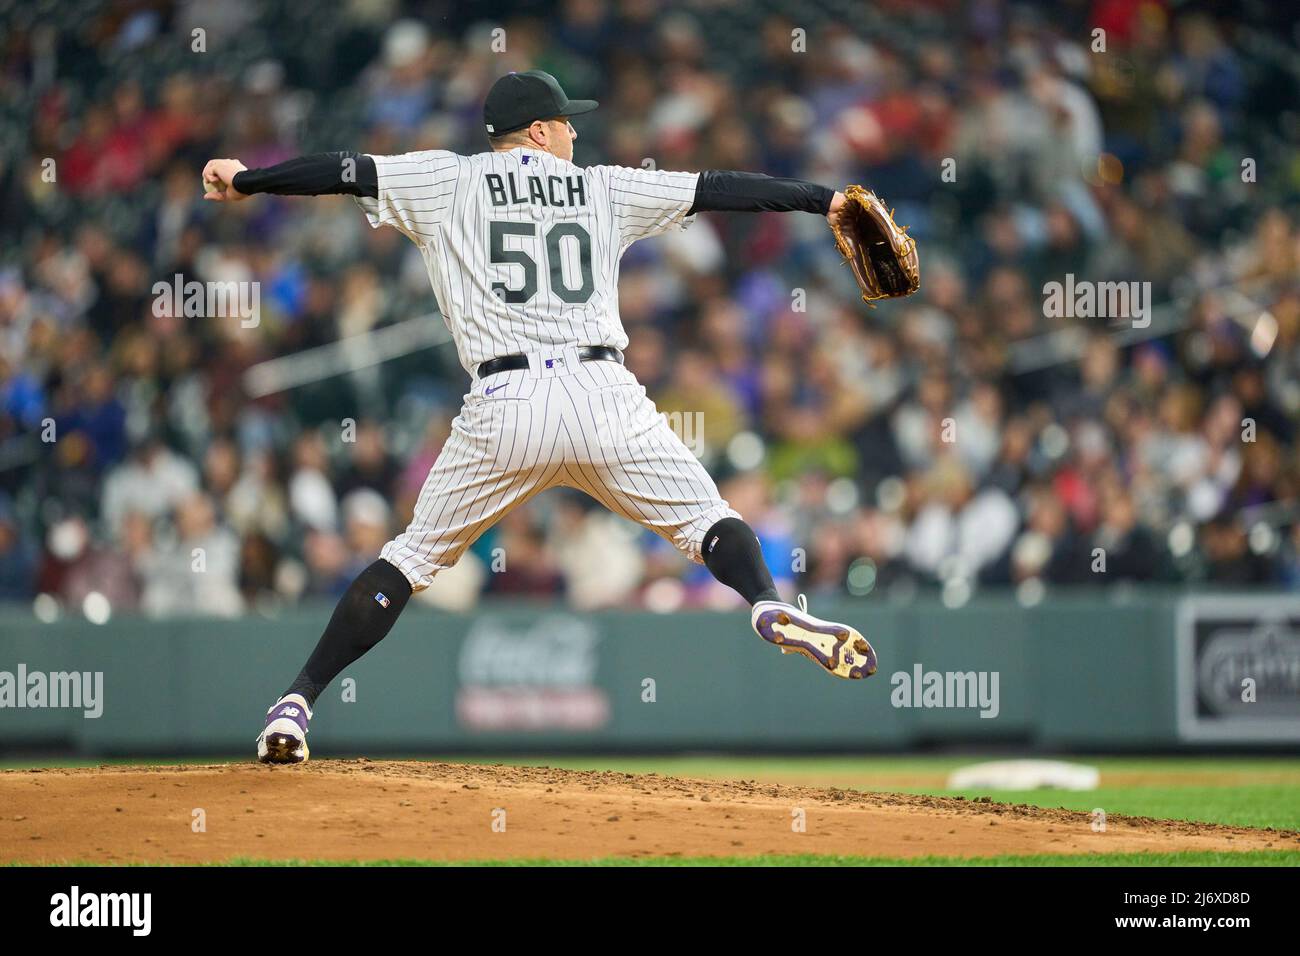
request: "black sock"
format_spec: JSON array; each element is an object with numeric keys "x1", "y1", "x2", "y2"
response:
[
  {"x1": 701, "y1": 517, "x2": 781, "y2": 606},
  {"x1": 284, "y1": 558, "x2": 413, "y2": 708}
]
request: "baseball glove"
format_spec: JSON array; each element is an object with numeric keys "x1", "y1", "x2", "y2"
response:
[{"x1": 830, "y1": 185, "x2": 920, "y2": 304}]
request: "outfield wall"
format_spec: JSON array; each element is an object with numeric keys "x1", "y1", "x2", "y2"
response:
[{"x1": 1, "y1": 594, "x2": 1297, "y2": 754}]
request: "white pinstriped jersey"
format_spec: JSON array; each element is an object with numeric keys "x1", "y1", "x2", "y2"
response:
[
  {"x1": 354, "y1": 148, "x2": 699, "y2": 373},
  {"x1": 351, "y1": 146, "x2": 739, "y2": 592}
]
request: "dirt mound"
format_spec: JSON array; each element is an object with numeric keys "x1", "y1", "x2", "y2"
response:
[{"x1": 1, "y1": 760, "x2": 1293, "y2": 864}]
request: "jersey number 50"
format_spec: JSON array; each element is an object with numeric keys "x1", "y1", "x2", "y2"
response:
[{"x1": 490, "y1": 221, "x2": 595, "y2": 306}]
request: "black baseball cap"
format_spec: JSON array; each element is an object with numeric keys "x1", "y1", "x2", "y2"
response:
[{"x1": 483, "y1": 70, "x2": 598, "y2": 136}]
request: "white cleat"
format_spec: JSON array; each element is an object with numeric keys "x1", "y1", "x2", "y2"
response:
[
  {"x1": 256, "y1": 693, "x2": 312, "y2": 764},
  {"x1": 751, "y1": 594, "x2": 877, "y2": 679}
]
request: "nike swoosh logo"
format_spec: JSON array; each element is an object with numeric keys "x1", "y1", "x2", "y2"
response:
[{"x1": 485, "y1": 383, "x2": 508, "y2": 395}]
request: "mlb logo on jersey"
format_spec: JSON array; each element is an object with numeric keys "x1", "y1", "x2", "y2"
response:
[
  {"x1": 534, "y1": 346, "x2": 583, "y2": 378},
  {"x1": 521, "y1": 155, "x2": 531, "y2": 164},
  {"x1": 375, "y1": 592, "x2": 390, "y2": 608}
]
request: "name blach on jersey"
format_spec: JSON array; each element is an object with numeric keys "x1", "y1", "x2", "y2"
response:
[{"x1": 486, "y1": 171, "x2": 587, "y2": 208}]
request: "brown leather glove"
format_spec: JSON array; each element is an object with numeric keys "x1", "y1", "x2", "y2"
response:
[{"x1": 830, "y1": 185, "x2": 920, "y2": 304}]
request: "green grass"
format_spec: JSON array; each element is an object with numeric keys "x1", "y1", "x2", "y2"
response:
[
  {"x1": 0, "y1": 755, "x2": 238, "y2": 770},
  {"x1": 11, "y1": 850, "x2": 1300, "y2": 867},
  {"x1": 932, "y1": 785, "x2": 1300, "y2": 831},
  {"x1": 6, "y1": 753, "x2": 1297, "y2": 864},
  {"x1": 427, "y1": 754, "x2": 1300, "y2": 777},
  {"x1": 421, "y1": 755, "x2": 1300, "y2": 831},
  {"x1": 6, "y1": 753, "x2": 1299, "y2": 831}
]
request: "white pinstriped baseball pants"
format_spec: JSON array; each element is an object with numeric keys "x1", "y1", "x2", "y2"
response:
[{"x1": 381, "y1": 345, "x2": 741, "y2": 591}]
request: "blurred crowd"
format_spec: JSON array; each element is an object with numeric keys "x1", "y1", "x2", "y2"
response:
[{"x1": 2, "y1": 0, "x2": 1300, "y2": 619}]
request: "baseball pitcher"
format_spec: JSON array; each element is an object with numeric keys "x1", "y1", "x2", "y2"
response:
[{"x1": 203, "y1": 71, "x2": 905, "y2": 764}]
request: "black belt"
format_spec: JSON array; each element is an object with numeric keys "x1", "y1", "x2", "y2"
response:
[{"x1": 477, "y1": 346, "x2": 623, "y2": 379}]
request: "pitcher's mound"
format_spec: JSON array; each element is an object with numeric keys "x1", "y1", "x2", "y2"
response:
[{"x1": 0, "y1": 760, "x2": 1287, "y2": 864}]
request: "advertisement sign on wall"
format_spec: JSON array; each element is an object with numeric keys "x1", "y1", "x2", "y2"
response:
[
  {"x1": 454, "y1": 613, "x2": 610, "y2": 731},
  {"x1": 1176, "y1": 596, "x2": 1300, "y2": 742}
]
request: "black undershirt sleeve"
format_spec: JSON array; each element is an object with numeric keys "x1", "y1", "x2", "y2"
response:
[
  {"x1": 687, "y1": 169, "x2": 834, "y2": 216},
  {"x1": 231, "y1": 152, "x2": 379, "y2": 198}
]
